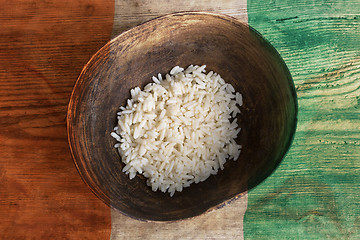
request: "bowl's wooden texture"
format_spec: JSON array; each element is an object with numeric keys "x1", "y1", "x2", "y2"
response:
[{"x1": 67, "y1": 12, "x2": 297, "y2": 221}]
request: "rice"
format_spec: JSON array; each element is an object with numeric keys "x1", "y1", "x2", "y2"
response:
[{"x1": 111, "y1": 65, "x2": 243, "y2": 197}]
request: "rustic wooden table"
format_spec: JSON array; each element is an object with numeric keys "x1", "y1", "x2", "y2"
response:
[{"x1": 1, "y1": 0, "x2": 359, "y2": 239}]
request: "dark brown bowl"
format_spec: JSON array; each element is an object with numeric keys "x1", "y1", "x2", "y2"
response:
[{"x1": 67, "y1": 12, "x2": 297, "y2": 221}]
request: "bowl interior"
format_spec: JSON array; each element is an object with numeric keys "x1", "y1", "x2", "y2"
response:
[{"x1": 67, "y1": 12, "x2": 297, "y2": 221}]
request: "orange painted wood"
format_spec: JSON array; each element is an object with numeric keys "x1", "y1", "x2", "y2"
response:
[{"x1": 0, "y1": 0, "x2": 114, "y2": 239}]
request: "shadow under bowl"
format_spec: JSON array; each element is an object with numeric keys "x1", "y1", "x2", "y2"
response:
[{"x1": 67, "y1": 12, "x2": 298, "y2": 221}]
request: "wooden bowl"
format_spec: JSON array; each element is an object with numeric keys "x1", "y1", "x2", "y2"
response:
[{"x1": 67, "y1": 12, "x2": 297, "y2": 221}]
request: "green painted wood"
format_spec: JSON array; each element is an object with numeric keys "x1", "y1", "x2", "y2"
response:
[{"x1": 244, "y1": 0, "x2": 360, "y2": 239}]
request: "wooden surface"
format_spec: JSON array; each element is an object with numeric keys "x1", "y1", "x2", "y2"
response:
[
  {"x1": 0, "y1": 0, "x2": 114, "y2": 239},
  {"x1": 109, "y1": 2, "x2": 250, "y2": 239},
  {"x1": 111, "y1": 0, "x2": 248, "y2": 36},
  {"x1": 1, "y1": 0, "x2": 359, "y2": 239},
  {"x1": 244, "y1": 0, "x2": 360, "y2": 239},
  {"x1": 111, "y1": 193, "x2": 247, "y2": 239}
]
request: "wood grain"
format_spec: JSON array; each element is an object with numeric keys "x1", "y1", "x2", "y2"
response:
[
  {"x1": 244, "y1": 0, "x2": 360, "y2": 239},
  {"x1": 0, "y1": 0, "x2": 114, "y2": 239},
  {"x1": 2, "y1": 0, "x2": 357, "y2": 238},
  {"x1": 111, "y1": 0, "x2": 248, "y2": 38},
  {"x1": 111, "y1": 193, "x2": 248, "y2": 240},
  {"x1": 110, "y1": 2, "x2": 251, "y2": 238}
]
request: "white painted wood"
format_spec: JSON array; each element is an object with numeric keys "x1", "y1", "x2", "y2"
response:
[
  {"x1": 111, "y1": 0, "x2": 248, "y2": 39},
  {"x1": 111, "y1": 193, "x2": 248, "y2": 240},
  {"x1": 110, "y1": 1, "x2": 248, "y2": 238}
]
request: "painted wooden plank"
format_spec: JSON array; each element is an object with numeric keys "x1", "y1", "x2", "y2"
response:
[
  {"x1": 111, "y1": 0, "x2": 248, "y2": 38},
  {"x1": 244, "y1": 0, "x2": 360, "y2": 239},
  {"x1": 3, "y1": 0, "x2": 357, "y2": 238},
  {"x1": 110, "y1": 1, "x2": 248, "y2": 239},
  {"x1": 0, "y1": 0, "x2": 114, "y2": 239},
  {"x1": 111, "y1": 193, "x2": 247, "y2": 240}
]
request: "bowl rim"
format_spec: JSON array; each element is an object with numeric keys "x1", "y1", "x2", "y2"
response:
[{"x1": 67, "y1": 11, "x2": 298, "y2": 222}]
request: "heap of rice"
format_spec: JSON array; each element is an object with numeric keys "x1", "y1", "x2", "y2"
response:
[{"x1": 111, "y1": 65, "x2": 243, "y2": 197}]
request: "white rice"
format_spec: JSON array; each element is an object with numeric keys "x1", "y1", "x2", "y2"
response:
[{"x1": 111, "y1": 65, "x2": 243, "y2": 197}]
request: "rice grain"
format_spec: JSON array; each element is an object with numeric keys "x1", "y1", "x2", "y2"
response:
[{"x1": 111, "y1": 65, "x2": 243, "y2": 196}]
